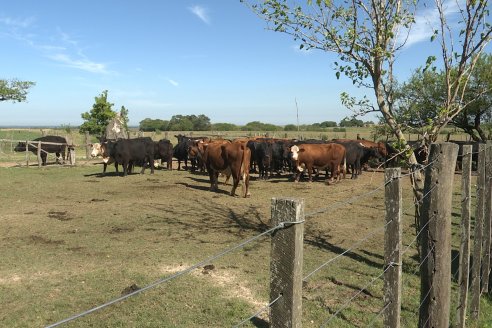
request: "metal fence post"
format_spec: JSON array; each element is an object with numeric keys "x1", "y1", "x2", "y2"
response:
[
  {"x1": 384, "y1": 168, "x2": 402, "y2": 328},
  {"x1": 418, "y1": 142, "x2": 458, "y2": 328},
  {"x1": 270, "y1": 197, "x2": 304, "y2": 328},
  {"x1": 456, "y1": 145, "x2": 472, "y2": 328}
]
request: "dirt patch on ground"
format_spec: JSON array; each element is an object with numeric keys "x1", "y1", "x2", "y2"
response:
[
  {"x1": 29, "y1": 235, "x2": 65, "y2": 245},
  {"x1": 48, "y1": 211, "x2": 72, "y2": 221}
]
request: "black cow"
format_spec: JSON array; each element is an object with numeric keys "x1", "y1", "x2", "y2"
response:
[
  {"x1": 173, "y1": 134, "x2": 192, "y2": 170},
  {"x1": 113, "y1": 137, "x2": 155, "y2": 176},
  {"x1": 14, "y1": 136, "x2": 67, "y2": 166},
  {"x1": 449, "y1": 140, "x2": 484, "y2": 170},
  {"x1": 154, "y1": 139, "x2": 174, "y2": 170},
  {"x1": 247, "y1": 140, "x2": 273, "y2": 179},
  {"x1": 332, "y1": 141, "x2": 382, "y2": 179}
]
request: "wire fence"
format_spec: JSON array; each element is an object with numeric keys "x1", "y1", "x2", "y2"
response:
[{"x1": 40, "y1": 142, "x2": 492, "y2": 327}]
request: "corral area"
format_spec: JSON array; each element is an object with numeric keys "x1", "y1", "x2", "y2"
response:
[{"x1": 1, "y1": 158, "x2": 491, "y2": 327}]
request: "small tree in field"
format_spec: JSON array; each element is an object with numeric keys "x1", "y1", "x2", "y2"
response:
[
  {"x1": 79, "y1": 90, "x2": 116, "y2": 137},
  {"x1": 0, "y1": 79, "x2": 35, "y2": 102}
]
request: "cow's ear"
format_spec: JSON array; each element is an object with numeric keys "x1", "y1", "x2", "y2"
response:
[{"x1": 299, "y1": 148, "x2": 306, "y2": 153}]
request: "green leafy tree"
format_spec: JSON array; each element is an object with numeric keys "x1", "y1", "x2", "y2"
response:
[
  {"x1": 119, "y1": 106, "x2": 130, "y2": 135},
  {"x1": 320, "y1": 121, "x2": 337, "y2": 128},
  {"x1": 139, "y1": 118, "x2": 169, "y2": 132},
  {"x1": 284, "y1": 124, "x2": 297, "y2": 131},
  {"x1": 242, "y1": 121, "x2": 281, "y2": 131},
  {"x1": 0, "y1": 79, "x2": 36, "y2": 102},
  {"x1": 395, "y1": 54, "x2": 492, "y2": 142},
  {"x1": 340, "y1": 117, "x2": 364, "y2": 127},
  {"x1": 168, "y1": 115, "x2": 193, "y2": 131},
  {"x1": 244, "y1": 0, "x2": 491, "y2": 168},
  {"x1": 212, "y1": 123, "x2": 239, "y2": 131},
  {"x1": 192, "y1": 114, "x2": 212, "y2": 131},
  {"x1": 79, "y1": 90, "x2": 116, "y2": 137}
]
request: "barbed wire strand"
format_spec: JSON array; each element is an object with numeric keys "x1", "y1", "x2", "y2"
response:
[
  {"x1": 319, "y1": 264, "x2": 394, "y2": 328},
  {"x1": 231, "y1": 294, "x2": 282, "y2": 328},
  {"x1": 366, "y1": 301, "x2": 391, "y2": 327},
  {"x1": 305, "y1": 172, "x2": 439, "y2": 282},
  {"x1": 45, "y1": 222, "x2": 292, "y2": 328},
  {"x1": 305, "y1": 182, "x2": 387, "y2": 218},
  {"x1": 303, "y1": 220, "x2": 390, "y2": 282}
]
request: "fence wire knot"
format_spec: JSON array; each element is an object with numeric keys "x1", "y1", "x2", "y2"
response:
[{"x1": 277, "y1": 220, "x2": 305, "y2": 229}]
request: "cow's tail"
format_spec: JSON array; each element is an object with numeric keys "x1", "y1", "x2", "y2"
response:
[
  {"x1": 342, "y1": 152, "x2": 347, "y2": 179},
  {"x1": 240, "y1": 144, "x2": 251, "y2": 197}
]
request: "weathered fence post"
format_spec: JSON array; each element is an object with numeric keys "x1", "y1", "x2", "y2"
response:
[
  {"x1": 270, "y1": 198, "x2": 304, "y2": 328},
  {"x1": 481, "y1": 142, "x2": 492, "y2": 293},
  {"x1": 470, "y1": 143, "x2": 487, "y2": 319},
  {"x1": 37, "y1": 141, "x2": 42, "y2": 167},
  {"x1": 384, "y1": 168, "x2": 402, "y2": 328},
  {"x1": 456, "y1": 145, "x2": 472, "y2": 328},
  {"x1": 85, "y1": 132, "x2": 90, "y2": 159},
  {"x1": 482, "y1": 141, "x2": 492, "y2": 293},
  {"x1": 418, "y1": 142, "x2": 458, "y2": 328},
  {"x1": 486, "y1": 178, "x2": 492, "y2": 294},
  {"x1": 25, "y1": 140, "x2": 29, "y2": 167}
]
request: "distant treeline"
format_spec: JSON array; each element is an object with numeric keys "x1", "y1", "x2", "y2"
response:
[{"x1": 139, "y1": 115, "x2": 374, "y2": 132}]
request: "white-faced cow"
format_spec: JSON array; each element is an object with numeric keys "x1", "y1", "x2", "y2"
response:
[{"x1": 290, "y1": 143, "x2": 346, "y2": 184}]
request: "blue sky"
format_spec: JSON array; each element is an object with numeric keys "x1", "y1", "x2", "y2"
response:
[{"x1": 0, "y1": 1, "x2": 487, "y2": 126}]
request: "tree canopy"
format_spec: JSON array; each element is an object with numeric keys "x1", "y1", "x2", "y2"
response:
[
  {"x1": 0, "y1": 79, "x2": 36, "y2": 102},
  {"x1": 79, "y1": 90, "x2": 117, "y2": 137}
]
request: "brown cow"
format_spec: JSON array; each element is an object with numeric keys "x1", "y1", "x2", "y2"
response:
[
  {"x1": 290, "y1": 143, "x2": 346, "y2": 184},
  {"x1": 333, "y1": 139, "x2": 388, "y2": 158},
  {"x1": 203, "y1": 141, "x2": 251, "y2": 197}
]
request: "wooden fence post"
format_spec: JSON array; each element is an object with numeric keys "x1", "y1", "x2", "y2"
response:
[
  {"x1": 482, "y1": 141, "x2": 492, "y2": 293},
  {"x1": 418, "y1": 142, "x2": 458, "y2": 328},
  {"x1": 470, "y1": 143, "x2": 487, "y2": 319},
  {"x1": 486, "y1": 178, "x2": 492, "y2": 295},
  {"x1": 25, "y1": 140, "x2": 29, "y2": 167},
  {"x1": 384, "y1": 168, "x2": 402, "y2": 328},
  {"x1": 85, "y1": 132, "x2": 90, "y2": 159},
  {"x1": 37, "y1": 141, "x2": 42, "y2": 167},
  {"x1": 270, "y1": 198, "x2": 304, "y2": 328},
  {"x1": 456, "y1": 145, "x2": 472, "y2": 328}
]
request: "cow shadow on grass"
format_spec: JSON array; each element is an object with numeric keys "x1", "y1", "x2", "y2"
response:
[
  {"x1": 176, "y1": 182, "x2": 223, "y2": 194},
  {"x1": 304, "y1": 232, "x2": 383, "y2": 271},
  {"x1": 84, "y1": 172, "x2": 122, "y2": 178}
]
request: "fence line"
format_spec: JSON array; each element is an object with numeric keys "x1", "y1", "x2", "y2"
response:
[
  {"x1": 319, "y1": 264, "x2": 394, "y2": 327},
  {"x1": 45, "y1": 223, "x2": 288, "y2": 328},
  {"x1": 39, "y1": 141, "x2": 489, "y2": 327},
  {"x1": 232, "y1": 294, "x2": 282, "y2": 328}
]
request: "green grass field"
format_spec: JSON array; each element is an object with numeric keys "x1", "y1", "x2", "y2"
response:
[{"x1": 0, "y1": 155, "x2": 490, "y2": 327}]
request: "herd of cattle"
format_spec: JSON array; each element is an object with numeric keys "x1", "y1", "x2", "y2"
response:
[{"x1": 13, "y1": 134, "x2": 483, "y2": 198}]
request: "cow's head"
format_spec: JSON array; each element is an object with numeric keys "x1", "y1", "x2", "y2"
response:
[
  {"x1": 290, "y1": 145, "x2": 300, "y2": 160},
  {"x1": 290, "y1": 145, "x2": 306, "y2": 172},
  {"x1": 100, "y1": 143, "x2": 112, "y2": 163},
  {"x1": 90, "y1": 143, "x2": 102, "y2": 158}
]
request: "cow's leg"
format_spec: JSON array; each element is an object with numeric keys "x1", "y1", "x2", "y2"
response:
[
  {"x1": 307, "y1": 166, "x2": 314, "y2": 182},
  {"x1": 41, "y1": 153, "x2": 47, "y2": 166},
  {"x1": 122, "y1": 161, "x2": 128, "y2": 177}
]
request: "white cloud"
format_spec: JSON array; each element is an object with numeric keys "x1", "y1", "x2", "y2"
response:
[
  {"x1": 48, "y1": 53, "x2": 109, "y2": 74},
  {"x1": 188, "y1": 5, "x2": 210, "y2": 24},
  {"x1": 292, "y1": 44, "x2": 313, "y2": 55},
  {"x1": 167, "y1": 78, "x2": 179, "y2": 87},
  {"x1": 0, "y1": 16, "x2": 35, "y2": 28},
  {"x1": 398, "y1": 1, "x2": 462, "y2": 48}
]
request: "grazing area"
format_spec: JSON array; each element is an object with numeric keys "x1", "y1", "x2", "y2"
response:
[{"x1": 1, "y1": 161, "x2": 490, "y2": 327}]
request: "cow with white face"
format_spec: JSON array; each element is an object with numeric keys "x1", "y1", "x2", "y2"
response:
[
  {"x1": 290, "y1": 143, "x2": 346, "y2": 184},
  {"x1": 90, "y1": 141, "x2": 118, "y2": 175}
]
